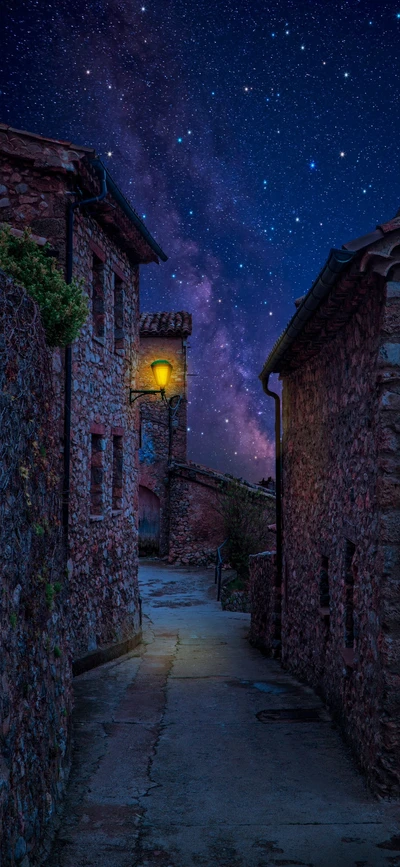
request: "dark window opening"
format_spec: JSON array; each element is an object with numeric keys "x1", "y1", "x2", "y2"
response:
[
  {"x1": 319, "y1": 556, "x2": 330, "y2": 608},
  {"x1": 344, "y1": 540, "x2": 356, "y2": 648},
  {"x1": 112, "y1": 436, "x2": 123, "y2": 511},
  {"x1": 114, "y1": 274, "x2": 125, "y2": 354},
  {"x1": 92, "y1": 254, "x2": 105, "y2": 340},
  {"x1": 90, "y1": 434, "x2": 104, "y2": 515}
]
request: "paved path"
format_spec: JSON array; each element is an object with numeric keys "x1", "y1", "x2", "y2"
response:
[{"x1": 48, "y1": 562, "x2": 400, "y2": 867}]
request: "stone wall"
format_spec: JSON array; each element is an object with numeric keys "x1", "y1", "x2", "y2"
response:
[
  {"x1": 375, "y1": 277, "x2": 400, "y2": 791},
  {"x1": 248, "y1": 553, "x2": 280, "y2": 656},
  {"x1": 0, "y1": 129, "x2": 143, "y2": 666},
  {"x1": 138, "y1": 335, "x2": 187, "y2": 555},
  {"x1": 281, "y1": 271, "x2": 400, "y2": 795},
  {"x1": 168, "y1": 462, "x2": 276, "y2": 567},
  {"x1": 168, "y1": 464, "x2": 225, "y2": 565},
  {"x1": 66, "y1": 212, "x2": 141, "y2": 664},
  {"x1": 0, "y1": 273, "x2": 71, "y2": 866}
]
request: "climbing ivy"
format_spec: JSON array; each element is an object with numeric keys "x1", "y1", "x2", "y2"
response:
[{"x1": 0, "y1": 225, "x2": 87, "y2": 346}]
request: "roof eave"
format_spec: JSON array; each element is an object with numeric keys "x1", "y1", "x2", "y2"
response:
[
  {"x1": 259, "y1": 248, "x2": 355, "y2": 383},
  {"x1": 90, "y1": 158, "x2": 168, "y2": 263}
]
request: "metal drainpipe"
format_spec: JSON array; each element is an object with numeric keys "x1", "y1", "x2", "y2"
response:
[
  {"x1": 262, "y1": 375, "x2": 283, "y2": 594},
  {"x1": 63, "y1": 170, "x2": 108, "y2": 543}
]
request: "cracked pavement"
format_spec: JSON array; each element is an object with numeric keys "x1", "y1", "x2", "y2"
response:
[{"x1": 47, "y1": 562, "x2": 400, "y2": 867}]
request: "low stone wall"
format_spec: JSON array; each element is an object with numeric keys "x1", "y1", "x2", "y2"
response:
[
  {"x1": 0, "y1": 274, "x2": 71, "y2": 866},
  {"x1": 248, "y1": 552, "x2": 280, "y2": 656},
  {"x1": 168, "y1": 464, "x2": 224, "y2": 565},
  {"x1": 168, "y1": 462, "x2": 276, "y2": 567}
]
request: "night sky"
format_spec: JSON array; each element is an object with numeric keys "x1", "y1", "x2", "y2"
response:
[{"x1": 2, "y1": 1, "x2": 400, "y2": 481}]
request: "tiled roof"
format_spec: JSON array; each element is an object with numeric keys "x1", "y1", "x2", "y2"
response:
[{"x1": 140, "y1": 311, "x2": 192, "y2": 337}]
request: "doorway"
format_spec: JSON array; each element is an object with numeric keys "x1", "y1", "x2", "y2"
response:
[{"x1": 139, "y1": 486, "x2": 160, "y2": 556}]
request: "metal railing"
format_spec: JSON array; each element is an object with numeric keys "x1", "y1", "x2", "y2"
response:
[{"x1": 215, "y1": 539, "x2": 228, "y2": 602}]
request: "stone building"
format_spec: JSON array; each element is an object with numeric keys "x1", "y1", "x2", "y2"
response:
[
  {"x1": 138, "y1": 311, "x2": 192, "y2": 555},
  {"x1": 0, "y1": 123, "x2": 167, "y2": 669},
  {"x1": 137, "y1": 311, "x2": 275, "y2": 565},
  {"x1": 253, "y1": 212, "x2": 400, "y2": 795}
]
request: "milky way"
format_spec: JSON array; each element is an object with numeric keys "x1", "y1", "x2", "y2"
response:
[{"x1": 2, "y1": 0, "x2": 400, "y2": 480}]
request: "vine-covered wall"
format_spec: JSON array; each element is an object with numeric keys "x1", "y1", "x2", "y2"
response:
[{"x1": 0, "y1": 272, "x2": 71, "y2": 866}]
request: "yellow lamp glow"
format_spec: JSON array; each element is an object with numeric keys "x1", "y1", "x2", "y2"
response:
[{"x1": 151, "y1": 359, "x2": 173, "y2": 391}]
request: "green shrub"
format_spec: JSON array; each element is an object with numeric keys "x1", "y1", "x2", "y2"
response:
[
  {"x1": 45, "y1": 583, "x2": 55, "y2": 610},
  {"x1": 219, "y1": 482, "x2": 273, "y2": 580},
  {"x1": 0, "y1": 225, "x2": 87, "y2": 346}
]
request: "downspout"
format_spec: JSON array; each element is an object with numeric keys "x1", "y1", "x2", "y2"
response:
[
  {"x1": 262, "y1": 375, "x2": 283, "y2": 597},
  {"x1": 63, "y1": 169, "x2": 108, "y2": 543}
]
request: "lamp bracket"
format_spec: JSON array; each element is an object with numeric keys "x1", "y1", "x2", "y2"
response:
[{"x1": 130, "y1": 388, "x2": 166, "y2": 404}]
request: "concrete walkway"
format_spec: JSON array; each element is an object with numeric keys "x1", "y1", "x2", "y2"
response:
[{"x1": 48, "y1": 562, "x2": 400, "y2": 867}]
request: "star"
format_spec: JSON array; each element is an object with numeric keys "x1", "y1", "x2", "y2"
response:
[{"x1": 5, "y1": 0, "x2": 398, "y2": 485}]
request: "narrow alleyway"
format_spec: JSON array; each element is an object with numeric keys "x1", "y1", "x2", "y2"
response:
[{"x1": 47, "y1": 563, "x2": 400, "y2": 867}]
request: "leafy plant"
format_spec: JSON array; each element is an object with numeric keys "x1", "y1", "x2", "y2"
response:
[
  {"x1": 53, "y1": 646, "x2": 62, "y2": 658},
  {"x1": 45, "y1": 583, "x2": 55, "y2": 610},
  {"x1": 0, "y1": 225, "x2": 87, "y2": 346},
  {"x1": 218, "y1": 482, "x2": 273, "y2": 580}
]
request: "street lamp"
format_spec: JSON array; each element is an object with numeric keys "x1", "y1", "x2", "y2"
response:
[{"x1": 130, "y1": 359, "x2": 173, "y2": 404}]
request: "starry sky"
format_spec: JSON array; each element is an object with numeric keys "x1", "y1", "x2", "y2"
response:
[{"x1": 2, "y1": 0, "x2": 400, "y2": 481}]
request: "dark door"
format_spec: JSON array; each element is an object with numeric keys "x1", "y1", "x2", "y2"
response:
[{"x1": 139, "y1": 486, "x2": 160, "y2": 556}]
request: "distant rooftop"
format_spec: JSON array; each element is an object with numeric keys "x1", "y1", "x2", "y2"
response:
[{"x1": 140, "y1": 311, "x2": 192, "y2": 338}]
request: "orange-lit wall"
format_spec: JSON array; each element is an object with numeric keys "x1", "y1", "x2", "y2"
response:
[{"x1": 138, "y1": 335, "x2": 188, "y2": 555}]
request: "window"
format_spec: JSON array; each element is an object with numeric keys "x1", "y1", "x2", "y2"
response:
[
  {"x1": 92, "y1": 253, "x2": 105, "y2": 340},
  {"x1": 90, "y1": 434, "x2": 104, "y2": 515},
  {"x1": 112, "y1": 436, "x2": 123, "y2": 511},
  {"x1": 113, "y1": 274, "x2": 125, "y2": 354},
  {"x1": 319, "y1": 556, "x2": 330, "y2": 609},
  {"x1": 344, "y1": 541, "x2": 356, "y2": 648}
]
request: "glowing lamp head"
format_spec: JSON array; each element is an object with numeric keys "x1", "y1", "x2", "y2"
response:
[{"x1": 151, "y1": 359, "x2": 173, "y2": 391}]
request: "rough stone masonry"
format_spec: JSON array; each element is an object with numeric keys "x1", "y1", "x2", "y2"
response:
[
  {"x1": 0, "y1": 122, "x2": 167, "y2": 668},
  {"x1": 255, "y1": 214, "x2": 400, "y2": 796}
]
